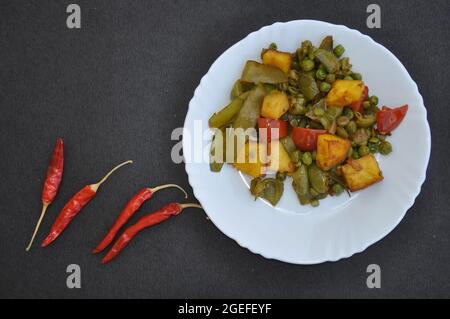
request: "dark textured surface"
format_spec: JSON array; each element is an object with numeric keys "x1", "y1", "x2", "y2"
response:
[{"x1": 0, "y1": 0, "x2": 449, "y2": 299}]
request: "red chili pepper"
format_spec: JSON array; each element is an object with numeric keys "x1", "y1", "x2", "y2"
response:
[
  {"x1": 376, "y1": 104, "x2": 408, "y2": 134},
  {"x1": 291, "y1": 127, "x2": 327, "y2": 151},
  {"x1": 26, "y1": 138, "x2": 64, "y2": 251},
  {"x1": 258, "y1": 118, "x2": 288, "y2": 143},
  {"x1": 349, "y1": 85, "x2": 369, "y2": 112},
  {"x1": 101, "y1": 203, "x2": 202, "y2": 264},
  {"x1": 41, "y1": 160, "x2": 133, "y2": 247},
  {"x1": 92, "y1": 184, "x2": 187, "y2": 254}
]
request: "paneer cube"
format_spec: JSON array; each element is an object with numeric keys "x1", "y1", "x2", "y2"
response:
[
  {"x1": 341, "y1": 154, "x2": 383, "y2": 191},
  {"x1": 233, "y1": 141, "x2": 267, "y2": 177},
  {"x1": 316, "y1": 134, "x2": 351, "y2": 171},
  {"x1": 326, "y1": 80, "x2": 365, "y2": 108},
  {"x1": 261, "y1": 91, "x2": 290, "y2": 120},
  {"x1": 262, "y1": 49, "x2": 292, "y2": 74},
  {"x1": 267, "y1": 140, "x2": 295, "y2": 174}
]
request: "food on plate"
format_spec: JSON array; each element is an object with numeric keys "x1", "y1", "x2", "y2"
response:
[{"x1": 208, "y1": 36, "x2": 408, "y2": 207}]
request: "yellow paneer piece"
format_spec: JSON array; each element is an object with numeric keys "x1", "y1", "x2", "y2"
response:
[
  {"x1": 233, "y1": 141, "x2": 267, "y2": 177},
  {"x1": 326, "y1": 80, "x2": 365, "y2": 108},
  {"x1": 261, "y1": 91, "x2": 290, "y2": 120},
  {"x1": 262, "y1": 49, "x2": 292, "y2": 74},
  {"x1": 267, "y1": 140, "x2": 295, "y2": 173},
  {"x1": 316, "y1": 134, "x2": 351, "y2": 171},
  {"x1": 341, "y1": 154, "x2": 383, "y2": 191}
]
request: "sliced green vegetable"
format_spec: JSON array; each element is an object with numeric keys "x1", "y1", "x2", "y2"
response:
[
  {"x1": 209, "y1": 127, "x2": 227, "y2": 172},
  {"x1": 230, "y1": 80, "x2": 254, "y2": 99},
  {"x1": 319, "y1": 36, "x2": 333, "y2": 51},
  {"x1": 355, "y1": 113, "x2": 376, "y2": 128},
  {"x1": 280, "y1": 136, "x2": 297, "y2": 155},
  {"x1": 308, "y1": 164, "x2": 329, "y2": 194},
  {"x1": 233, "y1": 84, "x2": 266, "y2": 130},
  {"x1": 250, "y1": 177, "x2": 284, "y2": 206},
  {"x1": 315, "y1": 49, "x2": 340, "y2": 73},
  {"x1": 209, "y1": 97, "x2": 245, "y2": 128},
  {"x1": 298, "y1": 72, "x2": 319, "y2": 101},
  {"x1": 292, "y1": 165, "x2": 311, "y2": 205},
  {"x1": 241, "y1": 60, "x2": 288, "y2": 84}
]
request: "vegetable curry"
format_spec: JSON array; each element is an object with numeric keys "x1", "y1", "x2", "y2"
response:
[{"x1": 208, "y1": 36, "x2": 408, "y2": 207}]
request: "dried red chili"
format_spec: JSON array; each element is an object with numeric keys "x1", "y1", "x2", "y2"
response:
[
  {"x1": 26, "y1": 138, "x2": 64, "y2": 251},
  {"x1": 92, "y1": 184, "x2": 187, "y2": 254},
  {"x1": 41, "y1": 160, "x2": 132, "y2": 247},
  {"x1": 101, "y1": 203, "x2": 202, "y2": 264}
]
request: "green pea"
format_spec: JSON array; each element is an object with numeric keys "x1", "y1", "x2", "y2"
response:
[
  {"x1": 379, "y1": 141, "x2": 392, "y2": 155},
  {"x1": 332, "y1": 183, "x2": 344, "y2": 195},
  {"x1": 333, "y1": 45, "x2": 345, "y2": 58},
  {"x1": 291, "y1": 150, "x2": 302, "y2": 163},
  {"x1": 316, "y1": 68, "x2": 327, "y2": 80},
  {"x1": 352, "y1": 149, "x2": 360, "y2": 159},
  {"x1": 310, "y1": 200, "x2": 320, "y2": 207},
  {"x1": 343, "y1": 75, "x2": 354, "y2": 80},
  {"x1": 302, "y1": 152, "x2": 313, "y2": 166},
  {"x1": 319, "y1": 81, "x2": 331, "y2": 93},
  {"x1": 345, "y1": 121, "x2": 357, "y2": 134},
  {"x1": 369, "y1": 95, "x2": 379, "y2": 106},
  {"x1": 325, "y1": 73, "x2": 336, "y2": 84},
  {"x1": 337, "y1": 116, "x2": 350, "y2": 127},
  {"x1": 336, "y1": 126, "x2": 349, "y2": 138},
  {"x1": 276, "y1": 171, "x2": 287, "y2": 181},
  {"x1": 363, "y1": 101, "x2": 371, "y2": 109},
  {"x1": 358, "y1": 145, "x2": 370, "y2": 157},
  {"x1": 269, "y1": 43, "x2": 277, "y2": 50},
  {"x1": 369, "y1": 137, "x2": 380, "y2": 144},
  {"x1": 351, "y1": 73, "x2": 362, "y2": 80},
  {"x1": 301, "y1": 59, "x2": 315, "y2": 72},
  {"x1": 343, "y1": 107, "x2": 354, "y2": 120},
  {"x1": 314, "y1": 107, "x2": 325, "y2": 116},
  {"x1": 368, "y1": 143, "x2": 378, "y2": 153}
]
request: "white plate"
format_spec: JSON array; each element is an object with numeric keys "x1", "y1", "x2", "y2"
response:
[{"x1": 183, "y1": 20, "x2": 431, "y2": 264}]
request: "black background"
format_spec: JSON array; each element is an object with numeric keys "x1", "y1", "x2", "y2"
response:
[{"x1": 1, "y1": 0, "x2": 449, "y2": 299}]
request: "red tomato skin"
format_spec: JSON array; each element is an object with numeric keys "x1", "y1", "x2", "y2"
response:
[
  {"x1": 258, "y1": 118, "x2": 288, "y2": 143},
  {"x1": 376, "y1": 104, "x2": 408, "y2": 134},
  {"x1": 291, "y1": 127, "x2": 327, "y2": 151}
]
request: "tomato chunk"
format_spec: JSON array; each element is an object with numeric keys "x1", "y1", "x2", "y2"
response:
[
  {"x1": 258, "y1": 118, "x2": 288, "y2": 143},
  {"x1": 291, "y1": 127, "x2": 327, "y2": 151},
  {"x1": 376, "y1": 104, "x2": 408, "y2": 134}
]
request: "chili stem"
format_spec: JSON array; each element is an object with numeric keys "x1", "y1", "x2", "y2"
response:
[
  {"x1": 150, "y1": 184, "x2": 188, "y2": 199},
  {"x1": 91, "y1": 160, "x2": 133, "y2": 191},
  {"x1": 25, "y1": 203, "x2": 49, "y2": 251},
  {"x1": 180, "y1": 203, "x2": 203, "y2": 210}
]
